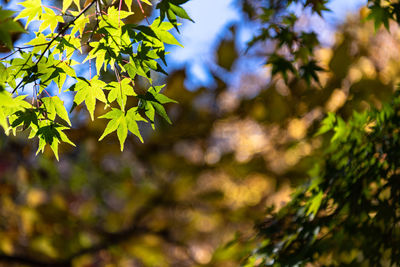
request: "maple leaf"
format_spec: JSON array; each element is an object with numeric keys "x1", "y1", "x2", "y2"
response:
[
  {"x1": 267, "y1": 54, "x2": 297, "y2": 82},
  {"x1": 105, "y1": 78, "x2": 136, "y2": 111},
  {"x1": 0, "y1": 90, "x2": 28, "y2": 132},
  {"x1": 84, "y1": 41, "x2": 114, "y2": 75},
  {"x1": 39, "y1": 7, "x2": 64, "y2": 33},
  {"x1": 10, "y1": 108, "x2": 38, "y2": 131},
  {"x1": 150, "y1": 18, "x2": 183, "y2": 47},
  {"x1": 54, "y1": 60, "x2": 77, "y2": 91},
  {"x1": 70, "y1": 11, "x2": 89, "y2": 36},
  {"x1": 71, "y1": 76, "x2": 107, "y2": 120},
  {"x1": 299, "y1": 60, "x2": 324, "y2": 85},
  {"x1": 33, "y1": 121, "x2": 75, "y2": 161},
  {"x1": 124, "y1": 58, "x2": 152, "y2": 81},
  {"x1": 99, "y1": 107, "x2": 146, "y2": 150},
  {"x1": 0, "y1": 93, "x2": 32, "y2": 135},
  {"x1": 105, "y1": 6, "x2": 133, "y2": 27},
  {"x1": 54, "y1": 34, "x2": 82, "y2": 60},
  {"x1": 41, "y1": 96, "x2": 72, "y2": 126},
  {"x1": 367, "y1": 4, "x2": 391, "y2": 31},
  {"x1": 156, "y1": 0, "x2": 193, "y2": 32},
  {"x1": 137, "y1": 85, "x2": 177, "y2": 128},
  {"x1": 15, "y1": 0, "x2": 43, "y2": 28}
]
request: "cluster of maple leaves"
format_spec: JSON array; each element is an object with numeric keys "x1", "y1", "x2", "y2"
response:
[{"x1": 0, "y1": 0, "x2": 191, "y2": 159}]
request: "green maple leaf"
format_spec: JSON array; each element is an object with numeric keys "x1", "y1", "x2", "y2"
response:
[
  {"x1": 33, "y1": 121, "x2": 75, "y2": 161},
  {"x1": 84, "y1": 41, "x2": 109, "y2": 75},
  {"x1": 8, "y1": 52, "x2": 35, "y2": 87},
  {"x1": 169, "y1": 2, "x2": 193, "y2": 22},
  {"x1": 306, "y1": 190, "x2": 323, "y2": 216},
  {"x1": 267, "y1": 54, "x2": 297, "y2": 82},
  {"x1": 299, "y1": 60, "x2": 324, "y2": 85},
  {"x1": 125, "y1": 58, "x2": 152, "y2": 81},
  {"x1": 41, "y1": 96, "x2": 72, "y2": 126},
  {"x1": 10, "y1": 108, "x2": 39, "y2": 131},
  {"x1": 0, "y1": 92, "x2": 32, "y2": 134},
  {"x1": 15, "y1": 0, "x2": 43, "y2": 28},
  {"x1": 150, "y1": 18, "x2": 183, "y2": 47},
  {"x1": 37, "y1": 56, "x2": 77, "y2": 92},
  {"x1": 55, "y1": 60, "x2": 77, "y2": 91},
  {"x1": 367, "y1": 4, "x2": 391, "y2": 31},
  {"x1": 84, "y1": 30, "x2": 130, "y2": 75},
  {"x1": 84, "y1": 9, "x2": 132, "y2": 75},
  {"x1": 105, "y1": 6, "x2": 133, "y2": 27},
  {"x1": 70, "y1": 11, "x2": 89, "y2": 36},
  {"x1": 105, "y1": 78, "x2": 136, "y2": 111},
  {"x1": 305, "y1": 0, "x2": 331, "y2": 16},
  {"x1": 0, "y1": 90, "x2": 17, "y2": 131},
  {"x1": 55, "y1": 34, "x2": 82, "y2": 60},
  {"x1": 138, "y1": 85, "x2": 177, "y2": 128},
  {"x1": 331, "y1": 117, "x2": 348, "y2": 143},
  {"x1": 315, "y1": 112, "x2": 336, "y2": 136},
  {"x1": 156, "y1": 0, "x2": 193, "y2": 32},
  {"x1": 71, "y1": 76, "x2": 107, "y2": 120},
  {"x1": 39, "y1": 7, "x2": 64, "y2": 33},
  {"x1": 99, "y1": 107, "x2": 146, "y2": 150}
]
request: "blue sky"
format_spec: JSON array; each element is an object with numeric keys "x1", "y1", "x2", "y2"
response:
[
  {"x1": 167, "y1": 0, "x2": 366, "y2": 88},
  {"x1": 1, "y1": 0, "x2": 367, "y2": 92}
]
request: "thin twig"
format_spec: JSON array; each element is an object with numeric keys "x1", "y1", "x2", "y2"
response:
[
  {"x1": 119, "y1": 0, "x2": 123, "y2": 27},
  {"x1": 136, "y1": 0, "x2": 149, "y2": 24},
  {"x1": 43, "y1": 5, "x2": 63, "y2": 13},
  {"x1": 0, "y1": 49, "x2": 19, "y2": 60},
  {"x1": 0, "y1": 44, "x2": 49, "y2": 60}
]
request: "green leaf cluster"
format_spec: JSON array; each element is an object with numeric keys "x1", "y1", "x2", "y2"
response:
[
  {"x1": 244, "y1": 0, "x2": 400, "y2": 86},
  {"x1": 366, "y1": 1, "x2": 400, "y2": 31},
  {"x1": 246, "y1": 91, "x2": 400, "y2": 266},
  {"x1": 156, "y1": 0, "x2": 194, "y2": 31},
  {"x1": 245, "y1": 1, "x2": 327, "y2": 85},
  {"x1": 0, "y1": 0, "x2": 192, "y2": 159}
]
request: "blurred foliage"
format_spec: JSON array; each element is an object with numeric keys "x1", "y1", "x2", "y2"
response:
[
  {"x1": 241, "y1": 0, "x2": 400, "y2": 266},
  {"x1": 242, "y1": 0, "x2": 400, "y2": 85},
  {"x1": 2, "y1": 0, "x2": 400, "y2": 266},
  {"x1": 246, "y1": 81, "x2": 400, "y2": 267},
  {"x1": 0, "y1": 7, "x2": 24, "y2": 50}
]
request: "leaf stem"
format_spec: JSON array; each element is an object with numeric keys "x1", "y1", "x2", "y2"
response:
[
  {"x1": 43, "y1": 5, "x2": 63, "y2": 13},
  {"x1": 136, "y1": 0, "x2": 149, "y2": 24},
  {"x1": 119, "y1": 0, "x2": 123, "y2": 27}
]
